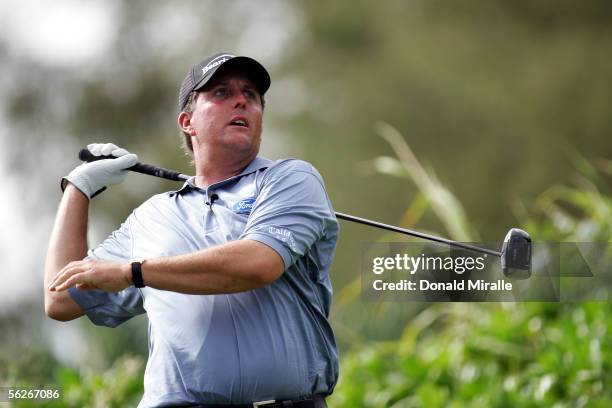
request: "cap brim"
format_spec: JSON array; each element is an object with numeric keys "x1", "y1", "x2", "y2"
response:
[{"x1": 193, "y1": 56, "x2": 271, "y2": 95}]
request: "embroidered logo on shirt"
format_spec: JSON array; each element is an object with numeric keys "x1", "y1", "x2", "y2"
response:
[
  {"x1": 268, "y1": 226, "x2": 298, "y2": 252},
  {"x1": 233, "y1": 197, "x2": 256, "y2": 214}
]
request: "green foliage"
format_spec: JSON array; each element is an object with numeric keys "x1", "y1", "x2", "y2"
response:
[
  {"x1": 519, "y1": 151, "x2": 612, "y2": 243},
  {"x1": 12, "y1": 356, "x2": 144, "y2": 408},
  {"x1": 372, "y1": 122, "x2": 477, "y2": 242},
  {"x1": 329, "y1": 302, "x2": 611, "y2": 407},
  {"x1": 329, "y1": 129, "x2": 611, "y2": 407}
]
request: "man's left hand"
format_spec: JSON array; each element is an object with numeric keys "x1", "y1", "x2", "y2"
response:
[{"x1": 48, "y1": 259, "x2": 132, "y2": 293}]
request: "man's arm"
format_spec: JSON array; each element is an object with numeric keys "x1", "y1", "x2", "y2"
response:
[
  {"x1": 47, "y1": 239, "x2": 285, "y2": 295},
  {"x1": 45, "y1": 143, "x2": 139, "y2": 321},
  {"x1": 44, "y1": 184, "x2": 87, "y2": 321},
  {"x1": 143, "y1": 239, "x2": 285, "y2": 294}
]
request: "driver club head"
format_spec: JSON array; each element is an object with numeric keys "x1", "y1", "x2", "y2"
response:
[{"x1": 501, "y1": 228, "x2": 532, "y2": 279}]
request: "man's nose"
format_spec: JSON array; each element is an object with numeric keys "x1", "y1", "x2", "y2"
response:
[{"x1": 232, "y1": 90, "x2": 247, "y2": 108}]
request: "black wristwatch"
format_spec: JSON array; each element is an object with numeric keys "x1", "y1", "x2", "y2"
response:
[{"x1": 129, "y1": 258, "x2": 146, "y2": 288}]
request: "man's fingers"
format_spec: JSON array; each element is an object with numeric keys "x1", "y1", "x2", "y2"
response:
[
  {"x1": 48, "y1": 267, "x2": 69, "y2": 289},
  {"x1": 112, "y1": 148, "x2": 129, "y2": 157},
  {"x1": 87, "y1": 143, "x2": 128, "y2": 158},
  {"x1": 100, "y1": 143, "x2": 120, "y2": 156},
  {"x1": 87, "y1": 143, "x2": 104, "y2": 156},
  {"x1": 48, "y1": 269, "x2": 71, "y2": 290},
  {"x1": 108, "y1": 153, "x2": 139, "y2": 170},
  {"x1": 48, "y1": 261, "x2": 88, "y2": 291},
  {"x1": 54, "y1": 271, "x2": 91, "y2": 292}
]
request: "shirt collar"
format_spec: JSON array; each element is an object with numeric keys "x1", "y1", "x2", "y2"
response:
[{"x1": 170, "y1": 156, "x2": 272, "y2": 196}]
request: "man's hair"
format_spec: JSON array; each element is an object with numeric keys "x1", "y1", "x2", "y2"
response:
[{"x1": 179, "y1": 91, "x2": 266, "y2": 155}]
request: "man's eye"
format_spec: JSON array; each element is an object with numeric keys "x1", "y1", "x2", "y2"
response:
[
  {"x1": 244, "y1": 89, "x2": 258, "y2": 100},
  {"x1": 214, "y1": 88, "x2": 229, "y2": 97}
]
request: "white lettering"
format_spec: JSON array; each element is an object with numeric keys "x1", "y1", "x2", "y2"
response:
[
  {"x1": 468, "y1": 279, "x2": 512, "y2": 291},
  {"x1": 419, "y1": 280, "x2": 465, "y2": 291},
  {"x1": 369, "y1": 253, "x2": 488, "y2": 275},
  {"x1": 372, "y1": 280, "x2": 416, "y2": 291},
  {"x1": 201, "y1": 54, "x2": 235, "y2": 76},
  {"x1": 373, "y1": 257, "x2": 385, "y2": 274}
]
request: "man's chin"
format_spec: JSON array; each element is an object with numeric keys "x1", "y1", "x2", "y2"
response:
[{"x1": 223, "y1": 138, "x2": 260, "y2": 157}]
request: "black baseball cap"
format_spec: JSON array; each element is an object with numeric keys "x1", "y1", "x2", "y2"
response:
[{"x1": 178, "y1": 52, "x2": 271, "y2": 112}]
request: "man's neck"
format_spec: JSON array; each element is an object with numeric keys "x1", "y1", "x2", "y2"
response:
[{"x1": 193, "y1": 150, "x2": 256, "y2": 188}]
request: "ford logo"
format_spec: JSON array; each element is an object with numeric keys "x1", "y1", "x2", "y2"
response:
[{"x1": 233, "y1": 197, "x2": 256, "y2": 214}]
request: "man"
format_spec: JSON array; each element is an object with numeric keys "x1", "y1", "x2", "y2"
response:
[{"x1": 45, "y1": 53, "x2": 339, "y2": 408}]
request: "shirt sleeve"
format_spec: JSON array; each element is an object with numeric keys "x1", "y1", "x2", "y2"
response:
[
  {"x1": 239, "y1": 160, "x2": 337, "y2": 270},
  {"x1": 68, "y1": 213, "x2": 145, "y2": 327}
]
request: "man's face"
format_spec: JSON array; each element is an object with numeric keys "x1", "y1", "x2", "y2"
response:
[{"x1": 187, "y1": 69, "x2": 264, "y2": 159}]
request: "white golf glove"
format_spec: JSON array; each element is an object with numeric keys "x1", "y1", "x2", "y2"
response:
[{"x1": 62, "y1": 143, "x2": 139, "y2": 199}]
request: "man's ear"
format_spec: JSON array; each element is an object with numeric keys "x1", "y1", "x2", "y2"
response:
[{"x1": 178, "y1": 111, "x2": 195, "y2": 135}]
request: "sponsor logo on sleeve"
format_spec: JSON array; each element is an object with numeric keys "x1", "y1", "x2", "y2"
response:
[{"x1": 269, "y1": 226, "x2": 298, "y2": 252}]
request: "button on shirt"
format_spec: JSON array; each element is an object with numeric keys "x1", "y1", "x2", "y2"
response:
[{"x1": 68, "y1": 157, "x2": 340, "y2": 408}]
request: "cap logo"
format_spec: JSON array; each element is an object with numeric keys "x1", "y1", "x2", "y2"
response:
[{"x1": 201, "y1": 54, "x2": 235, "y2": 77}]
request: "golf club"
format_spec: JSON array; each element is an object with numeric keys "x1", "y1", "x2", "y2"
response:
[{"x1": 78, "y1": 149, "x2": 532, "y2": 279}]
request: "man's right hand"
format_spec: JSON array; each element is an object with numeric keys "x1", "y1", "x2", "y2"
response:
[{"x1": 62, "y1": 143, "x2": 139, "y2": 199}]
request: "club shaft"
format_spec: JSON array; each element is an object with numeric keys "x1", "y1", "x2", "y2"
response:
[
  {"x1": 335, "y1": 212, "x2": 502, "y2": 257},
  {"x1": 79, "y1": 149, "x2": 502, "y2": 257}
]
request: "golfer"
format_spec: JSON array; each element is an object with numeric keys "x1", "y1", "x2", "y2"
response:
[{"x1": 45, "y1": 52, "x2": 339, "y2": 408}]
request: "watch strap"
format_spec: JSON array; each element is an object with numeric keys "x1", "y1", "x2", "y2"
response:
[{"x1": 130, "y1": 260, "x2": 146, "y2": 288}]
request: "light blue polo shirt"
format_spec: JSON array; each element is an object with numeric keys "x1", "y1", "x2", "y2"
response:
[{"x1": 68, "y1": 157, "x2": 339, "y2": 408}]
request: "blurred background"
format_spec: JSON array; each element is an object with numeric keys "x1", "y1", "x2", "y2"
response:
[{"x1": 1, "y1": 0, "x2": 611, "y2": 406}]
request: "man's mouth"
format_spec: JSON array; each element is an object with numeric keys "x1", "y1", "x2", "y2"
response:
[{"x1": 229, "y1": 117, "x2": 249, "y2": 128}]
